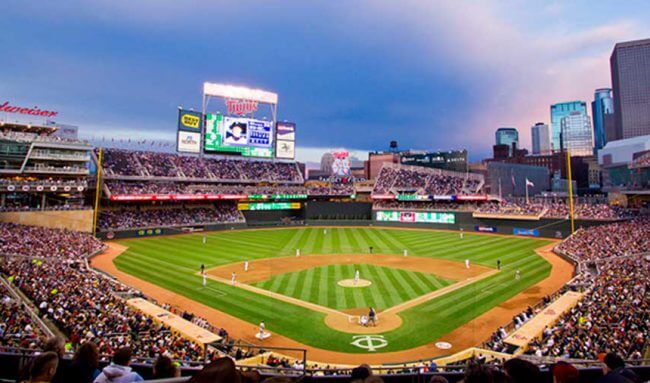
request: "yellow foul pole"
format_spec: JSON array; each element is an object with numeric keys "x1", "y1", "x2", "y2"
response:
[
  {"x1": 565, "y1": 150, "x2": 575, "y2": 234},
  {"x1": 92, "y1": 148, "x2": 103, "y2": 237}
]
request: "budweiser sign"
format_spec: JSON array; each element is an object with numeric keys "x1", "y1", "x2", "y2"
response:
[
  {"x1": 225, "y1": 99, "x2": 258, "y2": 116},
  {"x1": 0, "y1": 101, "x2": 58, "y2": 118}
]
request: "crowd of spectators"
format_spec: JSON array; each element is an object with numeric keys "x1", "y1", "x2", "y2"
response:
[
  {"x1": 476, "y1": 201, "x2": 545, "y2": 216},
  {"x1": 372, "y1": 165, "x2": 483, "y2": 196},
  {"x1": 0, "y1": 130, "x2": 90, "y2": 145},
  {"x1": 101, "y1": 149, "x2": 303, "y2": 183},
  {"x1": 0, "y1": 281, "x2": 44, "y2": 351},
  {"x1": 105, "y1": 181, "x2": 354, "y2": 197},
  {"x1": 373, "y1": 201, "x2": 479, "y2": 212},
  {"x1": 0, "y1": 223, "x2": 104, "y2": 258},
  {"x1": 487, "y1": 218, "x2": 649, "y2": 362},
  {"x1": 98, "y1": 204, "x2": 244, "y2": 230}
]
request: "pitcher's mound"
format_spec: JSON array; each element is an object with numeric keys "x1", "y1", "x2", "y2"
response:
[{"x1": 338, "y1": 279, "x2": 372, "y2": 287}]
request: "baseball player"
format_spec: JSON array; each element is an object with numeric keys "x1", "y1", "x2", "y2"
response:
[
  {"x1": 515, "y1": 269, "x2": 521, "y2": 280},
  {"x1": 354, "y1": 270, "x2": 360, "y2": 284},
  {"x1": 296, "y1": 248, "x2": 300, "y2": 257},
  {"x1": 460, "y1": 229, "x2": 464, "y2": 239},
  {"x1": 465, "y1": 259, "x2": 470, "y2": 269},
  {"x1": 244, "y1": 261, "x2": 249, "y2": 272},
  {"x1": 202, "y1": 236, "x2": 207, "y2": 244},
  {"x1": 323, "y1": 229, "x2": 327, "y2": 235},
  {"x1": 231, "y1": 272, "x2": 237, "y2": 285},
  {"x1": 200, "y1": 264, "x2": 205, "y2": 274},
  {"x1": 202, "y1": 272, "x2": 207, "y2": 287},
  {"x1": 368, "y1": 307, "x2": 377, "y2": 326},
  {"x1": 259, "y1": 320, "x2": 266, "y2": 338},
  {"x1": 497, "y1": 259, "x2": 501, "y2": 270},
  {"x1": 404, "y1": 249, "x2": 408, "y2": 257}
]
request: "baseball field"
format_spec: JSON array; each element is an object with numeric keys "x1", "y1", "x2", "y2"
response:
[{"x1": 94, "y1": 226, "x2": 571, "y2": 362}]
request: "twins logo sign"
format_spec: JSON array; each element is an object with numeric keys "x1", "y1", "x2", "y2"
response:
[{"x1": 350, "y1": 335, "x2": 388, "y2": 352}]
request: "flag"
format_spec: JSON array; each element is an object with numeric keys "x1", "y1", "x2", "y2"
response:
[{"x1": 526, "y1": 178, "x2": 535, "y2": 187}]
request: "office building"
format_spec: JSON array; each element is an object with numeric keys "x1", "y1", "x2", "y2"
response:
[
  {"x1": 591, "y1": 88, "x2": 614, "y2": 151},
  {"x1": 551, "y1": 101, "x2": 588, "y2": 152},
  {"x1": 560, "y1": 111, "x2": 594, "y2": 157},
  {"x1": 610, "y1": 38, "x2": 650, "y2": 140},
  {"x1": 495, "y1": 127, "x2": 519, "y2": 156},
  {"x1": 531, "y1": 122, "x2": 551, "y2": 155}
]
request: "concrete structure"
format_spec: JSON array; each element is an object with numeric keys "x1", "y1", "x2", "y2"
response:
[
  {"x1": 487, "y1": 162, "x2": 549, "y2": 198},
  {"x1": 610, "y1": 39, "x2": 650, "y2": 140},
  {"x1": 531, "y1": 122, "x2": 551, "y2": 155}
]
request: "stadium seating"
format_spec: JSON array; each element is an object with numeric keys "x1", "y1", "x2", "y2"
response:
[
  {"x1": 372, "y1": 164, "x2": 484, "y2": 196},
  {"x1": 98, "y1": 204, "x2": 244, "y2": 230}
]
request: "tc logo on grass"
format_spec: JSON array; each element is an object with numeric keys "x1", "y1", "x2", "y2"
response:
[{"x1": 351, "y1": 335, "x2": 388, "y2": 352}]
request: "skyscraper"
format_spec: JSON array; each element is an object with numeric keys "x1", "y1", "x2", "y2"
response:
[
  {"x1": 610, "y1": 38, "x2": 650, "y2": 140},
  {"x1": 495, "y1": 127, "x2": 519, "y2": 156},
  {"x1": 560, "y1": 111, "x2": 593, "y2": 157},
  {"x1": 530, "y1": 122, "x2": 551, "y2": 155},
  {"x1": 551, "y1": 101, "x2": 588, "y2": 152},
  {"x1": 591, "y1": 88, "x2": 614, "y2": 151}
]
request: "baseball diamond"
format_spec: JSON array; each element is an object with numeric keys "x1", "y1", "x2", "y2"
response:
[{"x1": 103, "y1": 227, "x2": 558, "y2": 358}]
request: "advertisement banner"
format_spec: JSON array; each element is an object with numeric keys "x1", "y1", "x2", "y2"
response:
[
  {"x1": 238, "y1": 202, "x2": 301, "y2": 211},
  {"x1": 204, "y1": 113, "x2": 274, "y2": 158},
  {"x1": 177, "y1": 109, "x2": 203, "y2": 132},
  {"x1": 276, "y1": 121, "x2": 296, "y2": 141},
  {"x1": 177, "y1": 131, "x2": 201, "y2": 153},
  {"x1": 109, "y1": 194, "x2": 248, "y2": 202},
  {"x1": 513, "y1": 228, "x2": 540, "y2": 237},
  {"x1": 276, "y1": 140, "x2": 295, "y2": 159},
  {"x1": 475, "y1": 226, "x2": 497, "y2": 233},
  {"x1": 376, "y1": 210, "x2": 455, "y2": 224}
]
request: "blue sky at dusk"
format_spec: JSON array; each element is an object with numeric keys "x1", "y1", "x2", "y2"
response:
[{"x1": 1, "y1": 1, "x2": 649, "y2": 162}]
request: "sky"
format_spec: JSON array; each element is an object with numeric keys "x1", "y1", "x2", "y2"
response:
[{"x1": 1, "y1": 0, "x2": 649, "y2": 163}]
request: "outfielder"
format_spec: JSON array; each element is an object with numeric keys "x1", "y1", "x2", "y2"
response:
[
  {"x1": 403, "y1": 249, "x2": 408, "y2": 257},
  {"x1": 202, "y1": 236, "x2": 207, "y2": 244},
  {"x1": 202, "y1": 272, "x2": 207, "y2": 287},
  {"x1": 460, "y1": 229, "x2": 464, "y2": 239},
  {"x1": 515, "y1": 269, "x2": 521, "y2": 280}
]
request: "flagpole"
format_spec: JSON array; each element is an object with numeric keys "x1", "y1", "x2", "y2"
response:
[{"x1": 525, "y1": 181, "x2": 529, "y2": 204}]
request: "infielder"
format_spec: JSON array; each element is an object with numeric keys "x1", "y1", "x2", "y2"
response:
[
  {"x1": 403, "y1": 249, "x2": 408, "y2": 257},
  {"x1": 200, "y1": 264, "x2": 205, "y2": 274},
  {"x1": 296, "y1": 248, "x2": 300, "y2": 257},
  {"x1": 465, "y1": 259, "x2": 470, "y2": 269},
  {"x1": 202, "y1": 272, "x2": 207, "y2": 287},
  {"x1": 231, "y1": 272, "x2": 237, "y2": 284},
  {"x1": 244, "y1": 261, "x2": 249, "y2": 272}
]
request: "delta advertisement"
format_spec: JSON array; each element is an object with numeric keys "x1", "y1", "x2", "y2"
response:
[
  {"x1": 176, "y1": 131, "x2": 201, "y2": 153},
  {"x1": 204, "y1": 113, "x2": 274, "y2": 158},
  {"x1": 376, "y1": 210, "x2": 456, "y2": 224}
]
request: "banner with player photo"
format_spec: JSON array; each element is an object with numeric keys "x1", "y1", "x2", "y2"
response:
[{"x1": 204, "y1": 113, "x2": 274, "y2": 158}]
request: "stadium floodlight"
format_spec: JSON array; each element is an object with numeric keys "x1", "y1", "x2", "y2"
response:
[{"x1": 203, "y1": 82, "x2": 278, "y2": 105}]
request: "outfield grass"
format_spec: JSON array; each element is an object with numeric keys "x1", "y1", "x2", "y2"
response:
[
  {"x1": 253, "y1": 264, "x2": 454, "y2": 311},
  {"x1": 113, "y1": 227, "x2": 552, "y2": 353}
]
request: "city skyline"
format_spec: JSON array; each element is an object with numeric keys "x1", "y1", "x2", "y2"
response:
[{"x1": 1, "y1": 1, "x2": 650, "y2": 162}]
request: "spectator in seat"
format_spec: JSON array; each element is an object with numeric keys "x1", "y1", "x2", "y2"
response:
[
  {"x1": 503, "y1": 358, "x2": 540, "y2": 383},
  {"x1": 461, "y1": 364, "x2": 494, "y2": 383},
  {"x1": 598, "y1": 353, "x2": 640, "y2": 383},
  {"x1": 93, "y1": 348, "x2": 143, "y2": 383},
  {"x1": 551, "y1": 361, "x2": 579, "y2": 383},
  {"x1": 29, "y1": 351, "x2": 59, "y2": 383},
  {"x1": 43, "y1": 336, "x2": 67, "y2": 383},
  {"x1": 187, "y1": 357, "x2": 260, "y2": 383},
  {"x1": 66, "y1": 342, "x2": 101, "y2": 383},
  {"x1": 152, "y1": 355, "x2": 180, "y2": 379}
]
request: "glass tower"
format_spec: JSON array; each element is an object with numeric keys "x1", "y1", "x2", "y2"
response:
[
  {"x1": 560, "y1": 111, "x2": 593, "y2": 157},
  {"x1": 550, "y1": 101, "x2": 587, "y2": 152},
  {"x1": 591, "y1": 88, "x2": 613, "y2": 152},
  {"x1": 495, "y1": 127, "x2": 519, "y2": 156}
]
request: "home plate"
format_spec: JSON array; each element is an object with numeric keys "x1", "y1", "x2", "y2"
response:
[{"x1": 255, "y1": 332, "x2": 271, "y2": 340}]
